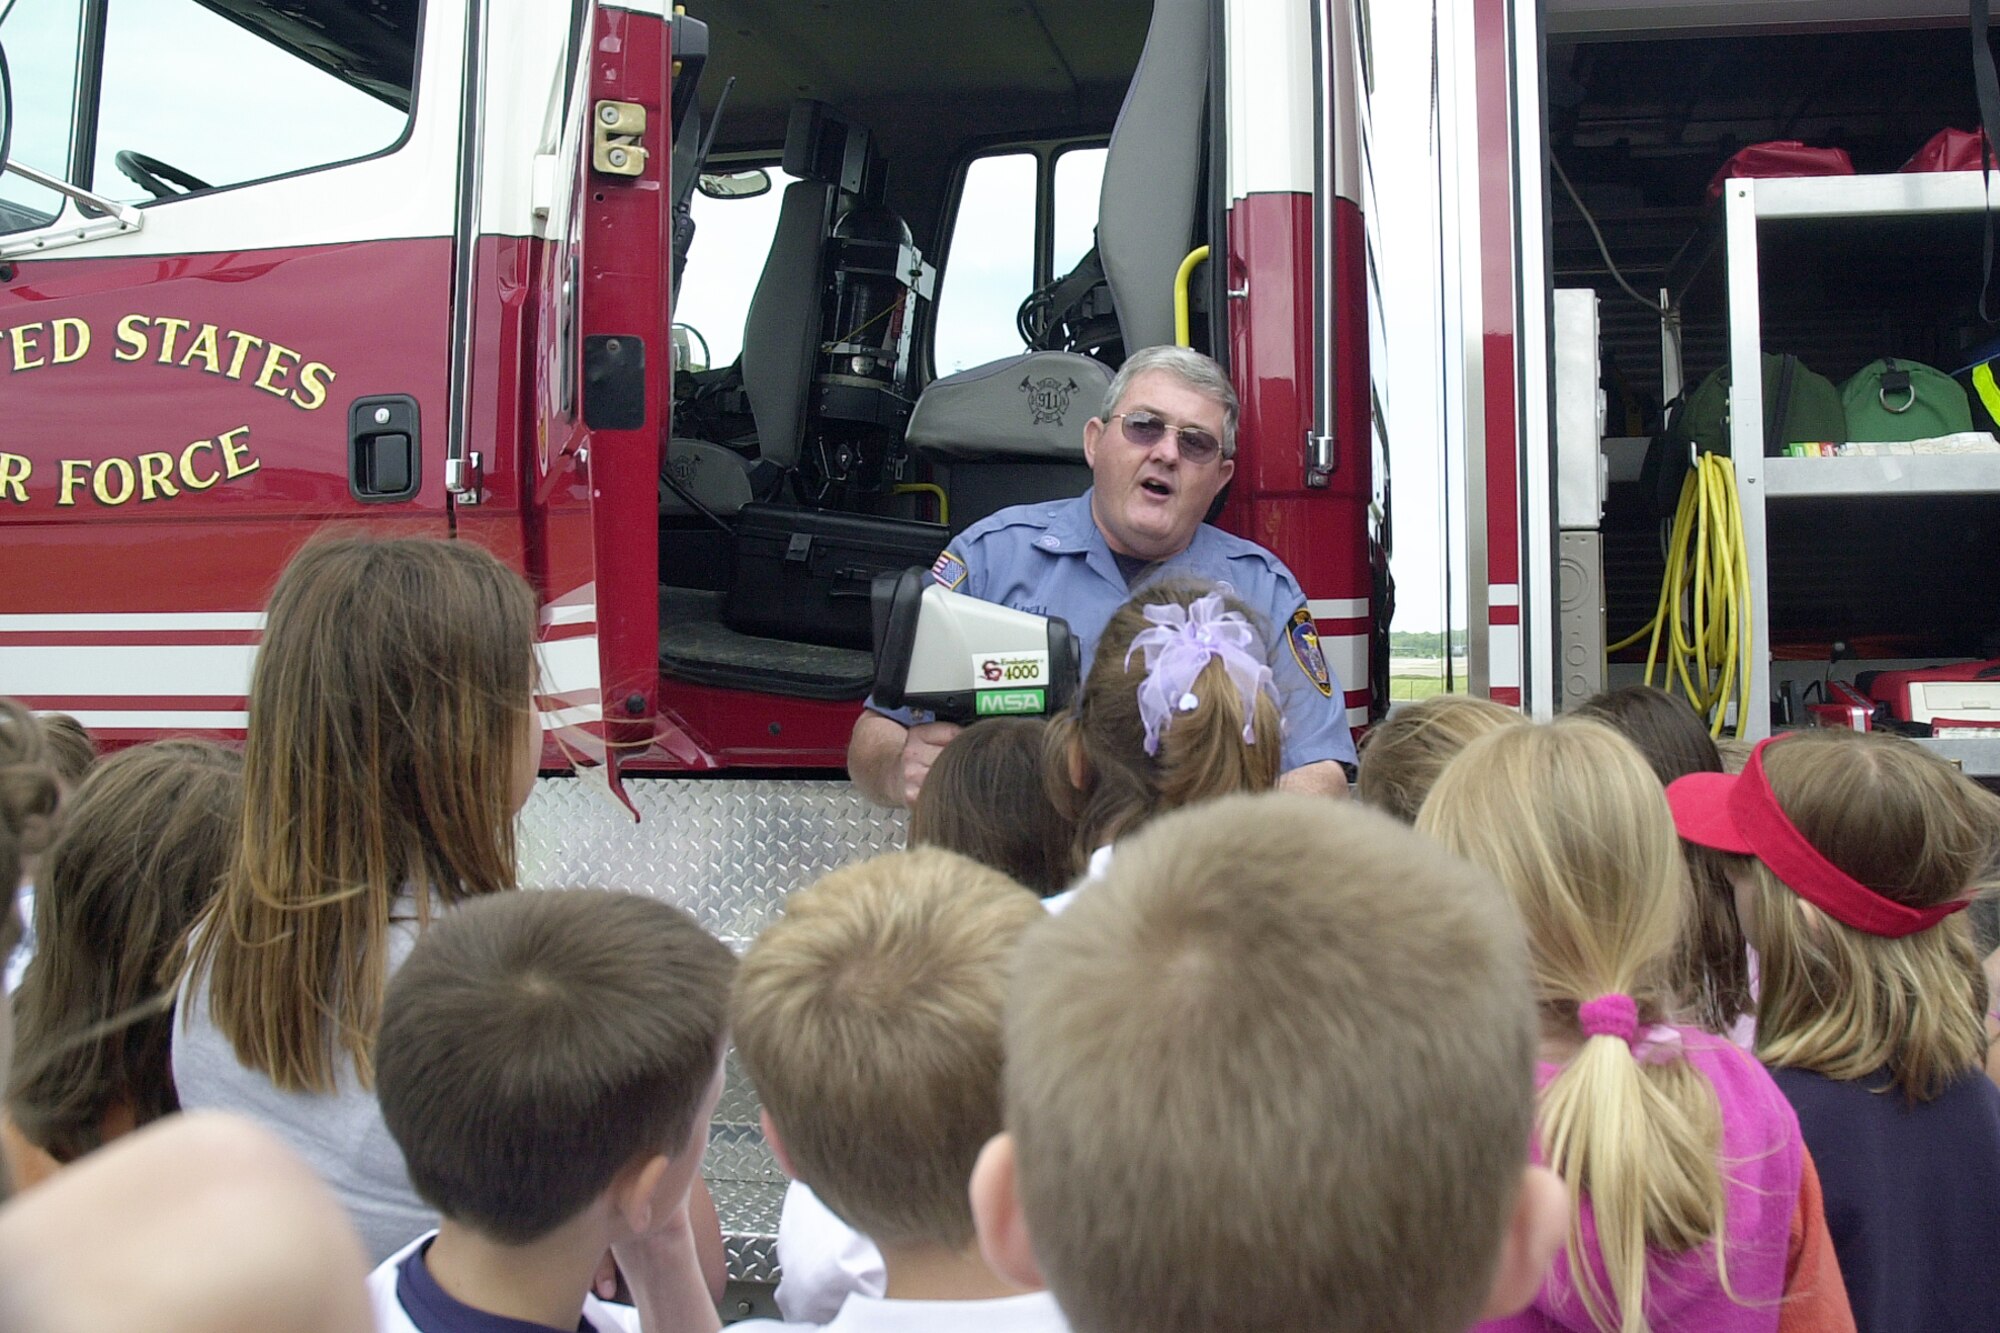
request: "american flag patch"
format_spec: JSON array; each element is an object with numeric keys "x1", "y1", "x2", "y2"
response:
[{"x1": 931, "y1": 550, "x2": 968, "y2": 590}]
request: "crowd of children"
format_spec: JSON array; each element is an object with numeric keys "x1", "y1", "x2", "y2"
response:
[{"x1": 0, "y1": 531, "x2": 1997, "y2": 1333}]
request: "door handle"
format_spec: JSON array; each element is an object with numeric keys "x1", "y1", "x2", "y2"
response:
[{"x1": 349, "y1": 396, "x2": 421, "y2": 502}]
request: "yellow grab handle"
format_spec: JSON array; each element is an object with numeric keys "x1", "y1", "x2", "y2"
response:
[
  {"x1": 894, "y1": 482, "x2": 948, "y2": 527},
  {"x1": 1173, "y1": 246, "x2": 1211, "y2": 347}
]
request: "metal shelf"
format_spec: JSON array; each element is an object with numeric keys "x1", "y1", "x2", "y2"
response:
[
  {"x1": 1915, "y1": 736, "x2": 2000, "y2": 778},
  {"x1": 1763, "y1": 454, "x2": 2000, "y2": 498},
  {"x1": 1744, "y1": 171, "x2": 2000, "y2": 221},
  {"x1": 1723, "y1": 172, "x2": 2000, "y2": 739}
]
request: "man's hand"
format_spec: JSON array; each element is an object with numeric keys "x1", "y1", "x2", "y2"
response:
[
  {"x1": 848, "y1": 711, "x2": 963, "y2": 809},
  {"x1": 1276, "y1": 759, "x2": 1351, "y2": 798},
  {"x1": 897, "y1": 721, "x2": 964, "y2": 807}
]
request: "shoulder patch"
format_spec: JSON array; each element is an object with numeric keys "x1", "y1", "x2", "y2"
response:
[
  {"x1": 1286, "y1": 607, "x2": 1334, "y2": 697},
  {"x1": 931, "y1": 550, "x2": 969, "y2": 590}
]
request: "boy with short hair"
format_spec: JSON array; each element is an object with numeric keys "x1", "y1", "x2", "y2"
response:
[
  {"x1": 970, "y1": 791, "x2": 1570, "y2": 1333},
  {"x1": 368, "y1": 888, "x2": 736, "y2": 1333},
  {"x1": 730, "y1": 846, "x2": 1060, "y2": 1332}
]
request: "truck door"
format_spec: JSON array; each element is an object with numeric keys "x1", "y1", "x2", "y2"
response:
[
  {"x1": 0, "y1": 0, "x2": 457, "y2": 743},
  {"x1": 513, "y1": 1, "x2": 685, "y2": 798}
]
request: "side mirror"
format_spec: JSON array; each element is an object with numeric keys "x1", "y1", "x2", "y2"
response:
[
  {"x1": 0, "y1": 40, "x2": 13, "y2": 183},
  {"x1": 696, "y1": 167, "x2": 771, "y2": 200}
]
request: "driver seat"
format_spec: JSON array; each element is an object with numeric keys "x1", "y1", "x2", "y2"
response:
[{"x1": 663, "y1": 178, "x2": 837, "y2": 518}]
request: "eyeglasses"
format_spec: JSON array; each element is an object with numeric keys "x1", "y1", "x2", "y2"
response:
[{"x1": 1110, "y1": 411, "x2": 1226, "y2": 465}]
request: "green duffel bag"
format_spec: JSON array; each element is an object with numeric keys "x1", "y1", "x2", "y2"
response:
[
  {"x1": 1840, "y1": 357, "x2": 1974, "y2": 442},
  {"x1": 1677, "y1": 352, "x2": 1847, "y2": 458}
]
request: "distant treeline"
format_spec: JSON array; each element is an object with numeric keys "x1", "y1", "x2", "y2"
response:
[{"x1": 1387, "y1": 630, "x2": 1468, "y2": 657}]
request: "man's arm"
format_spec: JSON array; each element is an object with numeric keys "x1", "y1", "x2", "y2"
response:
[
  {"x1": 1277, "y1": 759, "x2": 1350, "y2": 798},
  {"x1": 848, "y1": 711, "x2": 963, "y2": 809}
]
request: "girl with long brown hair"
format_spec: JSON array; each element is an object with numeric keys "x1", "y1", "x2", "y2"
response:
[
  {"x1": 6, "y1": 742, "x2": 241, "y2": 1191},
  {"x1": 173, "y1": 535, "x2": 540, "y2": 1261}
]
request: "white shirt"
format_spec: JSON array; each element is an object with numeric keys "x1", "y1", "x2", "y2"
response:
[
  {"x1": 367, "y1": 1232, "x2": 641, "y2": 1333},
  {"x1": 774, "y1": 1184, "x2": 887, "y2": 1324},
  {"x1": 738, "y1": 1289, "x2": 1070, "y2": 1333}
]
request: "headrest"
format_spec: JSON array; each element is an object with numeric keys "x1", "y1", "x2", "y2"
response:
[{"x1": 907, "y1": 352, "x2": 1112, "y2": 461}]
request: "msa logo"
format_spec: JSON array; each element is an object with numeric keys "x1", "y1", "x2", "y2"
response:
[{"x1": 975, "y1": 688, "x2": 1045, "y2": 716}]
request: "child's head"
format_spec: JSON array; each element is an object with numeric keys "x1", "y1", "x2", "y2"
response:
[
  {"x1": 1669, "y1": 730, "x2": 2000, "y2": 1100},
  {"x1": 732, "y1": 847, "x2": 1043, "y2": 1251},
  {"x1": 10, "y1": 742, "x2": 242, "y2": 1164},
  {"x1": 1050, "y1": 578, "x2": 1281, "y2": 871},
  {"x1": 376, "y1": 889, "x2": 735, "y2": 1245},
  {"x1": 0, "y1": 701, "x2": 62, "y2": 888},
  {"x1": 0, "y1": 704, "x2": 60, "y2": 1150},
  {"x1": 244, "y1": 534, "x2": 542, "y2": 891},
  {"x1": 183, "y1": 535, "x2": 540, "y2": 1094},
  {"x1": 975, "y1": 791, "x2": 1562, "y2": 1333},
  {"x1": 1418, "y1": 720, "x2": 1730, "y2": 1333},
  {"x1": 1573, "y1": 686, "x2": 1721, "y2": 787},
  {"x1": 1574, "y1": 686, "x2": 1749, "y2": 1033},
  {"x1": 1355, "y1": 694, "x2": 1521, "y2": 822},
  {"x1": 33, "y1": 716, "x2": 95, "y2": 792},
  {"x1": 909, "y1": 718, "x2": 1070, "y2": 896}
]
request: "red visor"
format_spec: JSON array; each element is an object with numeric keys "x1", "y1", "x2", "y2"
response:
[{"x1": 1665, "y1": 737, "x2": 1967, "y2": 939}]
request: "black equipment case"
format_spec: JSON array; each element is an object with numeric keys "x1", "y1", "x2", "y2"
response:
[{"x1": 724, "y1": 503, "x2": 947, "y2": 649}]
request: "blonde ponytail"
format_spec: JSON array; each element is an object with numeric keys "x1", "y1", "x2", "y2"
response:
[
  {"x1": 1539, "y1": 1002, "x2": 1729, "y2": 1333},
  {"x1": 1418, "y1": 719, "x2": 1732, "y2": 1333}
]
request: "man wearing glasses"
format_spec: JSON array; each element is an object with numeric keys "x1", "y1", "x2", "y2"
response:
[{"x1": 849, "y1": 345, "x2": 1356, "y2": 808}]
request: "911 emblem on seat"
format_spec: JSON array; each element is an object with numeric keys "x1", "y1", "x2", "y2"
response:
[{"x1": 1020, "y1": 375, "x2": 1080, "y2": 426}]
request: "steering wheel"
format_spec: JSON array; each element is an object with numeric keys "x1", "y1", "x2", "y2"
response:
[{"x1": 114, "y1": 150, "x2": 212, "y2": 199}]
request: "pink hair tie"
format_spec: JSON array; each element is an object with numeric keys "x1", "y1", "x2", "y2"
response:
[
  {"x1": 1578, "y1": 993, "x2": 1682, "y2": 1065},
  {"x1": 1578, "y1": 993, "x2": 1639, "y2": 1043}
]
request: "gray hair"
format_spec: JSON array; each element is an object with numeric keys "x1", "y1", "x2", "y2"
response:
[{"x1": 1100, "y1": 345, "x2": 1240, "y2": 457}]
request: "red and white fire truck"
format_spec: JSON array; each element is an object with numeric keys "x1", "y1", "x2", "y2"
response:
[{"x1": 0, "y1": 0, "x2": 1380, "y2": 791}]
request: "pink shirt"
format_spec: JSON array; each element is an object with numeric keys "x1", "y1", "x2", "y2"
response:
[{"x1": 1479, "y1": 1029, "x2": 1803, "y2": 1333}]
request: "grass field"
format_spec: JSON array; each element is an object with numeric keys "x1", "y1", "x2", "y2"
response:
[
  {"x1": 1386, "y1": 656, "x2": 1467, "y2": 702},
  {"x1": 1389, "y1": 674, "x2": 1450, "y2": 701}
]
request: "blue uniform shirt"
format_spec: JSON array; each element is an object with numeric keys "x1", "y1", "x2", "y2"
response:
[{"x1": 869, "y1": 490, "x2": 1355, "y2": 772}]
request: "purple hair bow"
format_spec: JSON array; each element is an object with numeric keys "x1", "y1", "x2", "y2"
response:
[{"x1": 1123, "y1": 593, "x2": 1274, "y2": 757}]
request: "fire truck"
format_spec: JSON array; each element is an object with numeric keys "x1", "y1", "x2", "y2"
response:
[{"x1": 0, "y1": 0, "x2": 1377, "y2": 1298}]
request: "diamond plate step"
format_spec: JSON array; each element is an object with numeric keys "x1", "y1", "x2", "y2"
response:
[{"x1": 518, "y1": 776, "x2": 907, "y2": 1284}]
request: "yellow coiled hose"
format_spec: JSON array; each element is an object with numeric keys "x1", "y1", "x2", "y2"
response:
[{"x1": 1607, "y1": 454, "x2": 1752, "y2": 737}]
